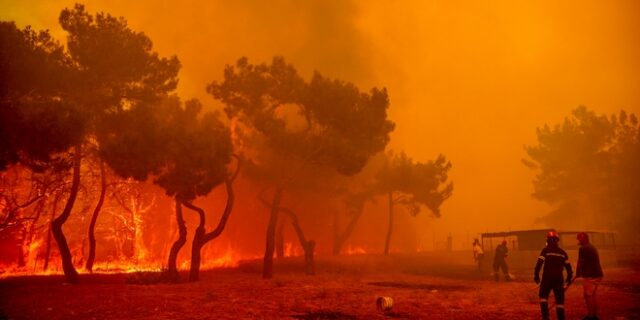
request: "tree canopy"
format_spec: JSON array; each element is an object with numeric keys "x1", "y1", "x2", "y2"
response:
[
  {"x1": 208, "y1": 56, "x2": 395, "y2": 178},
  {"x1": 100, "y1": 96, "x2": 233, "y2": 202},
  {"x1": 0, "y1": 21, "x2": 83, "y2": 171},
  {"x1": 208, "y1": 56, "x2": 395, "y2": 277},
  {"x1": 525, "y1": 106, "x2": 640, "y2": 238},
  {"x1": 376, "y1": 151, "x2": 453, "y2": 217}
]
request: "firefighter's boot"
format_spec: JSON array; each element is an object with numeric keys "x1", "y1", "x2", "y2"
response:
[
  {"x1": 556, "y1": 305, "x2": 565, "y2": 320},
  {"x1": 539, "y1": 299, "x2": 549, "y2": 320}
]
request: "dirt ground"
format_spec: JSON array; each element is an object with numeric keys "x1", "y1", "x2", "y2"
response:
[{"x1": 1, "y1": 255, "x2": 639, "y2": 320}]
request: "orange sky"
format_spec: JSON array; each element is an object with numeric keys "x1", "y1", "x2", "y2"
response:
[{"x1": 2, "y1": 0, "x2": 639, "y2": 249}]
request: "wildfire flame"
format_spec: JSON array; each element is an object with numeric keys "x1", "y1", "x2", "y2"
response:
[
  {"x1": 345, "y1": 245, "x2": 367, "y2": 255},
  {"x1": 0, "y1": 246, "x2": 255, "y2": 279}
]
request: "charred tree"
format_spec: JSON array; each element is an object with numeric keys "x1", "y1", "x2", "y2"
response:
[
  {"x1": 209, "y1": 57, "x2": 395, "y2": 279},
  {"x1": 44, "y1": 192, "x2": 63, "y2": 271},
  {"x1": 259, "y1": 189, "x2": 315, "y2": 275},
  {"x1": 185, "y1": 162, "x2": 239, "y2": 281},
  {"x1": 167, "y1": 198, "x2": 187, "y2": 282},
  {"x1": 280, "y1": 207, "x2": 315, "y2": 275},
  {"x1": 376, "y1": 151, "x2": 453, "y2": 255},
  {"x1": 333, "y1": 207, "x2": 365, "y2": 255},
  {"x1": 384, "y1": 192, "x2": 394, "y2": 255},
  {"x1": 86, "y1": 160, "x2": 107, "y2": 272},
  {"x1": 187, "y1": 160, "x2": 239, "y2": 281},
  {"x1": 51, "y1": 145, "x2": 82, "y2": 284},
  {"x1": 263, "y1": 187, "x2": 283, "y2": 279}
]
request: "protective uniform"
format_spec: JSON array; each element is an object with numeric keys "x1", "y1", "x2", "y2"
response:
[{"x1": 534, "y1": 231, "x2": 573, "y2": 320}]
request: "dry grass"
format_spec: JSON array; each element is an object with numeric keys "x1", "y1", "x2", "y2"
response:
[{"x1": 0, "y1": 254, "x2": 638, "y2": 319}]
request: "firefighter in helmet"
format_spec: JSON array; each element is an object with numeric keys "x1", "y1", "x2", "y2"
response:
[{"x1": 534, "y1": 230, "x2": 573, "y2": 320}]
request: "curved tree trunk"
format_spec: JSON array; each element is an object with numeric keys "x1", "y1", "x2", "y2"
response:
[
  {"x1": 280, "y1": 207, "x2": 315, "y2": 275},
  {"x1": 262, "y1": 187, "x2": 283, "y2": 279},
  {"x1": 51, "y1": 145, "x2": 82, "y2": 284},
  {"x1": 189, "y1": 226, "x2": 205, "y2": 281},
  {"x1": 86, "y1": 160, "x2": 107, "y2": 272},
  {"x1": 167, "y1": 199, "x2": 187, "y2": 282},
  {"x1": 187, "y1": 160, "x2": 240, "y2": 282},
  {"x1": 333, "y1": 207, "x2": 365, "y2": 255},
  {"x1": 184, "y1": 200, "x2": 205, "y2": 282},
  {"x1": 384, "y1": 191, "x2": 394, "y2": 255},
  {"x1": 44, "y1": 192, "x2": 62, "y2": 271}
]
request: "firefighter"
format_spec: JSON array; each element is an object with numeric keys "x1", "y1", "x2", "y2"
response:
[
  {"x1": 493, "y1": 240, "x2": 510, "y2": 281},
  {"x1": 534, "y1": 231, "x2": 573, "y2": 320},
  {"x1": 576, "y1": 232, "x2": 603, "y2": 320}
]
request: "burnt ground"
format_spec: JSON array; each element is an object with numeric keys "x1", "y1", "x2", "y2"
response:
[{"x1": 0, "y1": 254, "x2": 638, "y2": 320}]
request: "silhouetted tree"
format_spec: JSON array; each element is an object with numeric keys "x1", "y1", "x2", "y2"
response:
[
  {"x1": 208, "y1": 57, "x2": 395, "y2": 278},
  {"x1": 0, "y1": 21, "x2": 81, "y2": 171},
  {"x1": 331, "y1": 152, "x2": 385, "y2": 255},
  {"x1": 59, "y1": 4, "x2": 179, "y2": 283},
  {"x1": 2, "y1": 4, "x2": 180, "y2": 282},
  {"x1": 1, "y1": 20, "x2": 86, "y2": 281},
  {"x1": 100, "y1": 97, "x2": 234, "y2": 281},
  {"x1": 85, "y1": 157, "x2": 107, "y2": 272},
  {"x1": 375, "y1": 151, "x2": 453, "y2": 255},
  {"x1": 524, "y1": 106, "x2": 640, "y2": 240},
  {"x1": 183, "y1": 154, "x2": 240, "y2": 282}
]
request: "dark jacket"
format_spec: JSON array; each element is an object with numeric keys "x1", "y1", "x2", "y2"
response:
[
  {"x1": 494, "y1": 244, "x2": 508, "y2": 262},
  {"x1": 577, "y1": 243, "x2": 603, "y2": 278}
]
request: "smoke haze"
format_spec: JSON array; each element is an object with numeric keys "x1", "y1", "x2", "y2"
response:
[{"x1": 2, "y1": 0, "x2": 639, "y2": 251}]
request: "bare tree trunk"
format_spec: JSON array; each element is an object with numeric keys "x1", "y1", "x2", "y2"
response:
[
  {"x1": 333, "y1": 207, "x2": 365, "y2": 255},
  {"x1": 187, "y1": 160, "x2": 240, "y2": 282},
  {"x1": 167, "y1": 198, "x2": 186, "y2": 282},
  {"x1": 275, "y1": 215, "x2": 285, "y2": 258},
  {"x1": 280, "y1": 207, "x2": 315, "y2": 275},
  {"x1": 304, "y1": 241, "x2": 315, "y2": 275},
  {"x1": 185, "y1": 202, "x2": 205, "y2": 282},
  {"x1": 44, "y1": 193, "x2": 62, "y2": 271},
  {"x1": 263, "y1": 188, "x2": 283, "y2": 279},
  {"x1": 86, "y1": 160, "x2": 107, "y2": 272},
  {"x1": 51, "y1": 145, "x2": 82, "y2": 284},
  {"x1": 384, "y1": 191, "x2": 394, "y2": 255}
]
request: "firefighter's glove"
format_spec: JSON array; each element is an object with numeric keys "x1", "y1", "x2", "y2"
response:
[{"x1": 534, "y1": 274, "x2": 540, "y2": 284}]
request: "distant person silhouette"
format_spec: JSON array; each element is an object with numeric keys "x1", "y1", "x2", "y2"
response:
[
  {"x1": 493, "y1": 240, "x2": 511, "y2": 281},
  {"x1": 472, "y1": 239, "x2": 484, "y2": 273},
  {"x1": 576, "y1": 232, "x2": 603, "y2": 320}
]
